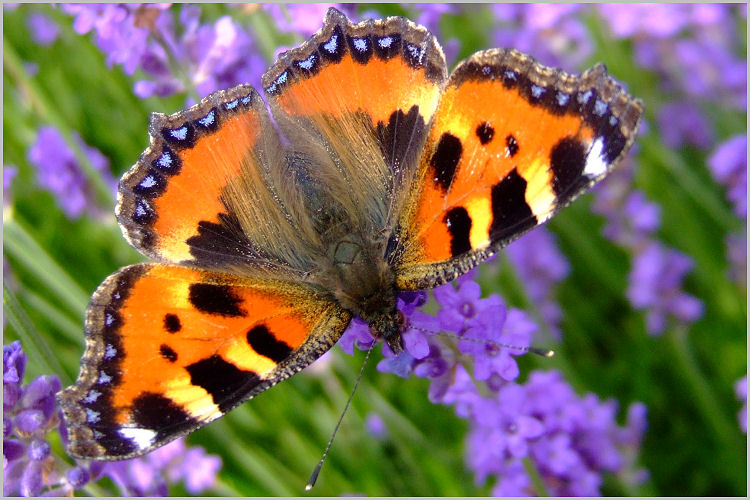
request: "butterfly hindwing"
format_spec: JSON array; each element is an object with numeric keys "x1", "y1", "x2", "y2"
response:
[
  {"x1": 58, "y1": 263, "x2": 351, "y2": 459},
  {"x1": 395, "y1": 49, "x2": 644, "y2": 289}
]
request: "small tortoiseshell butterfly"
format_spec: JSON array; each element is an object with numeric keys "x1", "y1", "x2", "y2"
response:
[{"x1": 59, "y1": 8, "x2": 642, "y2": 460}]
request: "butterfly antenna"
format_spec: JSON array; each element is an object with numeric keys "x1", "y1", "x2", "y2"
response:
[
  {"x1": 306, "y1": 344, "x2": 374, "y2": 491},
  {"x1": 412, "y1": 326, "x2": 555, "y2": 358}
]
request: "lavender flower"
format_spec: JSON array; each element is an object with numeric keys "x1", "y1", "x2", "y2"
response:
[
  {"x1": 708, "y1": 134, "x2": 747, "y2": 219},
  {"x1": 592, "y1": 161, "x2": 661, "y2": 249},
  {"x1": 725, "y1": 233, "x2": 746, "y2": 288},
  {"x1": 100, "y1": 438, "x2": 221, "y2": 496},
  {"x1": 504, "y1": 228, "x2": 570, "y2": 338},
  {"x1": 61, "y1": 4, "x2": 159, "y2": 75},
  {"x1": 27, "y1": 12, "x2": 60, "y2": 46},
  {"x1": 4, "y1": 341, "x2": 67, "y2": 496},
  {"x1": 627, "y1": 242, "x2": 704, "y2": 335},
  {"x1": 61, "y1": 4, "x2": 266, "y2": 101},
  {"x1": 365, "y1": 413, "x2": 387, "y2": 439},
  {"x1": 491, "y1": 4, "x2": 593, "y2": 70},
  {"x1": 264, "y1": 3, "x2": 340, "y2": 36},
  {"x1": 335, "y1": 263, "x2": 646, "y2": 495},
  {"x1": 4, "y1": 341, "x2": 221, "y2": 496},
  {"x1": 657, "y1": 101, "x2": 714, "y2": 150},
  {"x1": 471, "y1": 370, "x2": 649, "y2": 496},
  {"x1": 3, "y1": 166, "x2": 17, "y2": 208},
  {"x1": 26, "y1": 126, "x2": 115, "y2": 219},
  {"x1": 145, "y1": 5, "x2": 266, "y2": 99},
  {"x1": 599, "y1": 4, "x2": 746, "y2": 111},
  {"x1": 460, "y1": 369, "x2": 648, "y2": 496},
  {"x1": 735, "y1": 376, "x2": 747, "y2": 434},
  {"x1": 410, "y1": 4, "x2": 460, "y2": 65}
]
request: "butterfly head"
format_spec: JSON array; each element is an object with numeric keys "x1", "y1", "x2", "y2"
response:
[{"x1": 318, "y1": 232, "x2": 404, "y2": 353}]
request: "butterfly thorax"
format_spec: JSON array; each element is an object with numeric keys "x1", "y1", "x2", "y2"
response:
[{"x1": 315, "y1": 231, "x2": 404, "y2": 354}]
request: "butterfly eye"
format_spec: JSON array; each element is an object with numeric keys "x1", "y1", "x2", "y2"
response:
[{"x1": 384, "y1": 231, "x2": 399, "y2": 257}]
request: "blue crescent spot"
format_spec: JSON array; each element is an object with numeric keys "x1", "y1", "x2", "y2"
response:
[
  {"x1": 353, "y1": 38, "x2": 368, "y2": 52},
  {"x1": 531, "y1": 84, "x2": 545, "y2": 99},
  {"x1": 323, "y1": 34, "x2": 338, "y2": 53},
  {"x1": 157, "y1": 151, "x2": 172, "y2": 168},
  {"x1": 556, "y1": 91, "x2": 570, "y2": 106},
  {"x1": 577, "y1": 90, "x2": 593, "y2": 104},
  {"x1": 378, "y1": 36, "x2": 393, "y2": 48},
  {"x1": 98, "y1": 371, "x2": 112, "y2": 384},
  {"x1": 240, "y1": 94, "x2": 252, "y2": 105},
  {"x1": 104, "y1": 344, "x2": 117, "y2": 359},
  {"x1": 139, "y1": 175, "x2": 156, "y2": 189},
  {"x1": 298, "y1": 53, "x2": 317, "y2": 70},
  {"x1": 169, "y1": 126, "x2": 188, "y2": 141},
  {"x1": 407, "y1": 44, "x2": 422, "y2": 62},
  {"x1": 225, "y1": 99, "x2": 239, "y2": 110},
  {"x1": 504, "y1": 69, "x2": 517, "y2": 80},
  {"x1": 198, "y1": 110, "x2": 215, "y2": 127},
  {"x1": 85, "y1": 408, "x2": 100, "y2": 423},
  {"x1": 83, "y1": 389, "x2": 101, "y2": 404},
  {"x1": 594, "y1": 99, "x2": 608, "y2": 116}
]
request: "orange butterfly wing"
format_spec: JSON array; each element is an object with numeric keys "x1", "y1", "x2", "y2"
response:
[
  {"x1": 395, "y1": 49, "x2": 643, "y2": 289},
  {"x1": 261, "y1": 8, "x2": 448, "y2": 232},
  {"x1": 118, "y1": 84, "x2": 287, "y2": 271},
  {"x1": 58, "y1": 263, "x2": 350, "y2": 459}
]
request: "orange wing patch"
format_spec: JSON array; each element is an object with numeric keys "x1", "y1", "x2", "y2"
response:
[
  {"x1": 117, "y1": 85, "x2": 273, "y2": 265},
  {"x1": 58, "y1": 263, "x2": 350, "y2": 459},
  {"x1": 263, "y1": 8, "x2": 446, "y2": 127},
  {"x1": 396, "y1": 49, "x2": 643, "y2": 288}
]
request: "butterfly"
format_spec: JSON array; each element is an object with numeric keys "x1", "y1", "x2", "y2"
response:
[{"x1": 58, "y1": 8, "x2": 642, "y2": 460}]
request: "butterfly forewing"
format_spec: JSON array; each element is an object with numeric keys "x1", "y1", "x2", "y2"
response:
[{"x1": 395, "y1": 48, "x2": 643, "y2": 289}]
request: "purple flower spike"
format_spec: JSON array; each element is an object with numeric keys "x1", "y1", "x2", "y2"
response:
[
  {"x1": 365, "y1": 413, "x2": 387, "y2": 439},
  {"x1": 3, "y1": 439, "x2": 26, "y2": 461},
  {"x1": 338, "y1": 317, "x2": 376, "y2": 355},
  {"x1": 61, "y1": 4, "x2": 266, "y2": 101},
  {"x1": 736, "y1": 376, "x2": 747, "y2": 434},
  {"x1": 492, "y1": 4, "x2": 592, "y2": 70},
  {"x1": 3, "y1": 340, "x2": 27, "y2": 385},
  {"x1": 627, "y1": 242, "x2": 704, "y2": 335},
  {"x1": 3, "y1": 341, "x2": 27, "y2": 411},
  {"x1": 20, "y1": 460, "x2": 44, "y2": 497},
  {"x1": 181, "y1": 447, "x2": 222, "y2": 494},
  {"x1": 14, "y1": 409, "x2": 46, "y2": 433},
  {"x1": 66, "y1": 467, "x2": 91, "y2": 489},
  {"x1": 657, "y1": 101, "x2": 714, "y2": 150},
  {"x1": 27, "y1": 12, "x2": 59, "y2": 46},
  {"x1": 434, "y1": 278, "x2": 498, "y2": 334},
  {"x1": 28, "y1": 438, "x2": 52, "y2": 461},
  {"x1": 725, "y1": 233, "x2": 747, "y2": 288},
  {"x1": 376, "y1": 350, "x2": 415, "y2": 378},
  {"x1": 708, "y1": 134, "x2": 747, "y2": 219},
  {"x1": 505, "y1": 228, "x2": 570, "y2": 337},
  {"x1": 27, "y1": 126, "x2": 115, "y2": 219},
  {"x1": 461, "y1": 308, "x2": 535, "y2": 382},
  {"x1": 264, "y1": 3, "x2": 340, "y2": 36}
]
